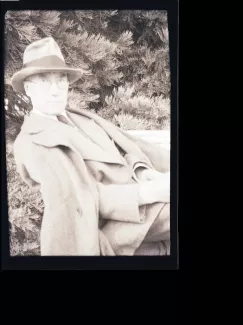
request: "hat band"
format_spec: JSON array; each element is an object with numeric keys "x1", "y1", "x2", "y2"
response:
[{"x1": 23, "y1": 55, "x2": 67, "y2": 69}]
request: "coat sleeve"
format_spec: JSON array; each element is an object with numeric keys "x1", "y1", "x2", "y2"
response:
[
  {"x1": 97, "y1": 182, "x2": 146, "y2": 224},
  {"x1": 121, "y1": 130, "x2": 170, "y2": 173},
  {"x1": 123, "y1": 153, "x2": 155, "y2": 182}
]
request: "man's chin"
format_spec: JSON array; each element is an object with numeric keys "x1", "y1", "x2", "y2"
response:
[{"x1": 46, "y1": 105, "x2": 66, "y2": 115}]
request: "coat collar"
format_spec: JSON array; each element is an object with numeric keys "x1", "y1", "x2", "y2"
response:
[{"x1": 21, "y1": 110, "x2": 124, "y2": 165}]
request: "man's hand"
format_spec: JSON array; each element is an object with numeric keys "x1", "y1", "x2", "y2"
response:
[
  {"x1": 137, "y1": 170, "x2": 170, "y2": 205},
  {"x1": 136, "y1": 168, "x2": 170, "y2": 183}
]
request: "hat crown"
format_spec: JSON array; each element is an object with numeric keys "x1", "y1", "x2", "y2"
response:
[{"x1": 23, "y1": 37, "x2": 64, "y2": 65}]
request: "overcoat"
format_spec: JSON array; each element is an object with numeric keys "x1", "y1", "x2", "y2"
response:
[{"x1": 13, "y1": 107, "x2": 170, "y2": 255}]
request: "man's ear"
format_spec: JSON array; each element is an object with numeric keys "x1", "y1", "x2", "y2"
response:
[{"x1": 23, "y1": 81, "x2": 30, "y2": 97}]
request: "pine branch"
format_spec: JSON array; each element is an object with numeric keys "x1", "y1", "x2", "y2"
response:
[
  {"x1": 35, "y1": 11, "x2": 61, "y2": 36},
  {"x1": 113, "y1": 113, "x2": 152, "y2": 130},
  {"x1": 54, "y1": 19, "x2": 76, "y2": 36},
  {"x1": 16, "y1": 23, "x2": 37, "y2": 42},
  {"x1": 99, "y1": 10, "x2": 118, "y2": 18},
  {"x1": 5, "y1": 10, "x2": 32, "y2": 22},
  {"x1": 98, "y1": 70, "x2": 123, "y2": 87},
  {"x1": 68, "y1": 89, "x2": 100, "y2": 110},
  {"x1": 78, "y1": 32, "x2": 118, "y2": 62},
  {"x1": 140, "y1": 10, "x2": 165, "y2": 21},
  {"x1": 74, "y1": 10, "x2": 96, "y2": 21},
  {"x1": 75, "y1": 77, "x2": 100, "y2": 93},
  {"x1": 39, "y1": 11, "x2": 61, "y2": 27},
  {"x1": 116, "y1": 30, "x2": 134, "y2": 54}
]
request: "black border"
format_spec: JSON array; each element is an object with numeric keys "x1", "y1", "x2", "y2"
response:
[{"x1": 1, "y1": 0, "x2": 179, "y2": 270}]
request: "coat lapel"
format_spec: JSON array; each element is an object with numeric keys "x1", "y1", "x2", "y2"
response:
[
  {"x1": 66, "y1": 107, "x2": 153, "y2": 166},
  {"x1": 21, "y1": 112, "x2": 125, "y2": 165}
]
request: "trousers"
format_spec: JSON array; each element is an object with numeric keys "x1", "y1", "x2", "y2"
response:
[{"x1": 134, "y1": 203, "x2": 170, "y2": 255}]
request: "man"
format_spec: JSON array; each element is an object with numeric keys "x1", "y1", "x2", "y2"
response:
[{"x1": 11, "y1": 37, "x2": 170, "y2": 256}]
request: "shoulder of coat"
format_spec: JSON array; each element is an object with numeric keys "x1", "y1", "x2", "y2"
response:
[{"x1": 13, "y1": 130, "x2": 44, "y2": 160}]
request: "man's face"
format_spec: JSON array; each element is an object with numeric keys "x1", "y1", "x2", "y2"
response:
[{"x1": 24, "y1": 72, "x2": 69, "y2": 115}]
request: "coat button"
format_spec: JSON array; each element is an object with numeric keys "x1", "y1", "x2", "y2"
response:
[{"x1": 77, "y1": 208, "x2": 82, "y2": 216}]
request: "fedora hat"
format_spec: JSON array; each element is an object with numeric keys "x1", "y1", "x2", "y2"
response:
[{"x1": 11, "y1": 37, "x2": 86, "y2": 94}]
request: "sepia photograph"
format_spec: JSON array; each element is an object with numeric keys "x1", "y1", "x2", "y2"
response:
[{"x1": 4, "y1": 9, "x2": 174, "y2": 259}]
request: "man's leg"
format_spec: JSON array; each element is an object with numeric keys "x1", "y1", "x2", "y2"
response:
[
  {"x1": 144, "y1": 203, "x2": 170, "y2": 242},
  {"x1": 134, "y1": 203, "x2": 170, "y2": 255}
]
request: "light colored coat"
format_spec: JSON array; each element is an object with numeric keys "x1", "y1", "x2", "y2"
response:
[{"x1": 13, "y1": 107, "x2": 170, "y2": 256}]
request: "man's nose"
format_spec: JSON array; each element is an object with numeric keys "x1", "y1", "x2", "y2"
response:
[{"x1": 49, "y1": 82, "x2": 60, "y2": 95}]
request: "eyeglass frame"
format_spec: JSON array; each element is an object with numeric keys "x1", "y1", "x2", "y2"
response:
[{"x1": 24, "y1": 74, "x2": 69, "y2": 90}]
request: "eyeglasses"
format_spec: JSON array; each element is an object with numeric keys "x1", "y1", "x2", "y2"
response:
[{"x1": 26, "y1": 77, "x2": 69, "y2": 90}]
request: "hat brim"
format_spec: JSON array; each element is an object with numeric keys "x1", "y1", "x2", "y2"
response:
[{"x1": 11, "y1": 67, "x2": 84, "y2": 94}]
